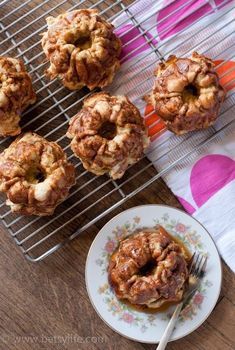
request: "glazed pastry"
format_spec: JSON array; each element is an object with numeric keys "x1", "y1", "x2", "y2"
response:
[
  {"x1": 41, "y1": 9, "x2": 122, "y2": 90},
  {"x1": 66, "y1": 92, "x2": 149, "y2": 179},
  {"x1": 108, "y1": 226, "x2": 189, "y2": 309},
  {"x1": 150, "y1": 52, "x2": 226, "y2": 135},
  {"x1": 0, "y1": 56, "x2": 36, "y2": 137},
  {"x1": 0, "y1": 133, "x2": 75, "y2": 216}
]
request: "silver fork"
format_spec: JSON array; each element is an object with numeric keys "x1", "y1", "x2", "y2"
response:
[{"x1": 156, "y1": 253, "x2": 207, "y2": 350}]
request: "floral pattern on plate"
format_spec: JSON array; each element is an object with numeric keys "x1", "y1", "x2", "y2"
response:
[
  {"x1": 154, "y1": 214, "x2": 205, "y2": 252},
  {"x1": 98, "y1": 283, "x2": 157, "y2": 333},
  {"x1": 161, "y1": 279, "x2": 213, "y2": 322},
  {"x1": 86, "y1": 205, "x2": 222, "y2": 343},
  {"x1": 96, "y1": 213, "x2": 212, "y2": 328},
  {"x1": 95, "y1": 216, "x2": 141, "y2": 274}
]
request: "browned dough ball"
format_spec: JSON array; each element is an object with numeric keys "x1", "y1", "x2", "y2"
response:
[
  {"x1": 0, "y1": 133, "x2": 76, "y2": 216},
  {"x1": 150, "y1": 52, "x2": 226, "y2": 135},
  {"x1": 108, "y1": 226, "x2": 189, "y2": 309},
  {"x1": 0, "y1": 56, "x2": 36, "y2": 137},
  {"x1": 41, "y1": 9, "x2": 122, "y2": 90},
  {"x1": 66, "y1": 92, "x2": 149, "y2": 179}
]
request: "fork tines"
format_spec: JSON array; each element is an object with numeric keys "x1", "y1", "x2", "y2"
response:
[{"x1": 190, "y1": 252, "x2": 207, "y2": 278}]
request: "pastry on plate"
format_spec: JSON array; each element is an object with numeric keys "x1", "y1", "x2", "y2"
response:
[
  {"x1": 41, "y1": 9, "x2": 122, "y2": 90},
  {"x1": 0, "y1": 132, "x2": 75, "y2": 216},
  {"x1": 150, "y1": 52, "x2": 226, "y2": 135},
  {"x1": 66, "y1": 92, "x2": 149, "y2": 179},
  {"x1": 0, "y1": 56, "x2": 36, "y2": 137},
  {"x1": 108, "y1": 226, "x2": 190, "y2": 309}
]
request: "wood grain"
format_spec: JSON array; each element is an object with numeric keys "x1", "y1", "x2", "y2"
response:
[
  {"x1": 0, "y1": 1, "x2": 234, "y2": 350},
  {"x1": 0, "y1": 177, "x2": 234, "y2": 350}
]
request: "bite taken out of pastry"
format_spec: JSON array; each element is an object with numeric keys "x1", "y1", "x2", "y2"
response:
[
  {"x1": 0, "y1": 56, "x2": 36, "y2": 137},
  {"x1": 41, "y1": 9, "x2": 122, "y2": 90},
  {"x1": 150, "y1": 52, "x2": 226, "y2": 135},
  {"x1": 66, "y1": 92, "x2": 149, "y2": 180},
  {"x1": 0, "y1": 132, "x2": 75, "y2": 216}
]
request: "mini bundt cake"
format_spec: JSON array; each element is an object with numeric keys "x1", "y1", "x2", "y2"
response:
[
  {"x1": 108, "y1": 226, "x2": 189, "y2": 309},
  {"x1": 150, "y1": 52, "x2": 226, "y2": 135},
  {"x1": 0, "y1": 133, "x2": 75, "y2": 216},
  {"x1": 66, "y1": 92, "x2": 149, "y2": 179},
  {"x1": 0, "y1": 56, "x2": 36, "y2": 137},
  {"x1": 41, "y1": 9, "x2": 122, "y2": 90}
]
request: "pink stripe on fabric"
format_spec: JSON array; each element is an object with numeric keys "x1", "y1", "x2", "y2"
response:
[
  {"x1": 157, "y1": 0, "x2": 212, "y2": 40},
  {"x1": 115, "y1": 24, "x2": 157, "y2": 62}
]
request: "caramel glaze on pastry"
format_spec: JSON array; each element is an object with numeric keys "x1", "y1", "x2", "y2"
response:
[
  {"x1": 150, "y1": 52, "x2": 226, "y2": 135},
  {"x1": 108, "y1": 226, "x2": 189, "y2": 309},
  {"x1": 0, "y1": 133, "x2": 75, "y2": 216},
  {"x1": 66, "y1": 92, "x2": 149, "y2": 179},
  {"x1": 41, "y1": 9, "x2": 122, "y2": 90},
  {"x1": 0, "y1": 57, "x2": 36, "y2": 137}
]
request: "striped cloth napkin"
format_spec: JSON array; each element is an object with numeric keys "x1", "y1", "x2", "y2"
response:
[{"x1": 108, "y1": 0, "x2": 235, "y2": 272}]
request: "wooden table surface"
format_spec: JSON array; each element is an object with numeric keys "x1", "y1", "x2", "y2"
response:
[
  {"x1": 0, "y1": 0, "x2": 235, "y2": 349},
  {"x1": 0, "y1": 178, "x2": 234, "y2": 350}
]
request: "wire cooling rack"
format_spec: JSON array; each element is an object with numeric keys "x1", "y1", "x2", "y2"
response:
[{"x1": 0, "y1": 0, "x2": 234, "y2": 261}]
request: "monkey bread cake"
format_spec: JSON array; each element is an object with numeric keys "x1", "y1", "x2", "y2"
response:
[
  {"x1": 0, "y1": 133, "x2": 75, "y2": 216},
  {"x1": 0, "y1": 56, "x2": 36, "y2": 137},
  {"x1": 108, "y1": 226, "x2": 189, "y2": 309},
  {"x1": 67, "y1": 92, "x2": 149, "y2": 179},
  {"x1": 150, "y1": 52, "x2": 225, "y2": 135},
  {"x1": 41, "y1": 9, "x2": 122, "y2": 90}
]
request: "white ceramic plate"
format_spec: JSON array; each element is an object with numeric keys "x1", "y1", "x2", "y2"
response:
[{"x1": 85, "y1": 205, "x2": 222, "y2": 344}]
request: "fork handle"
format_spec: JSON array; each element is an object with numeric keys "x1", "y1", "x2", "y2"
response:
[{"x1": 156, "y1": 302, "x2": 183, "y2": 350}]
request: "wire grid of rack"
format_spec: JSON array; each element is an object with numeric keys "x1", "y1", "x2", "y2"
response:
[{"x1": 0, "y1": 0, "x2": 234, "y2": 261}]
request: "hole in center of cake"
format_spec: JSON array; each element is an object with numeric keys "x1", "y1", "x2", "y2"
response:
[
  {"x1": 185, "y1": 84, "x2": 198, "y2": 97},
  {"x1": 182, "y1": 83, "x2": 198, "y2": 102},
  {"x1": 74, "y1": 35, "x2": 92, "y2": 50},
  {"x1": 26, "y1": 167, "x2": 45, "y2": 184},
  {"x1": 98, "y1": 121, "x2": 117, "y2": 140},
  {"x1": 139, "y1": 259, "x2": 156, "y2": 276}
]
